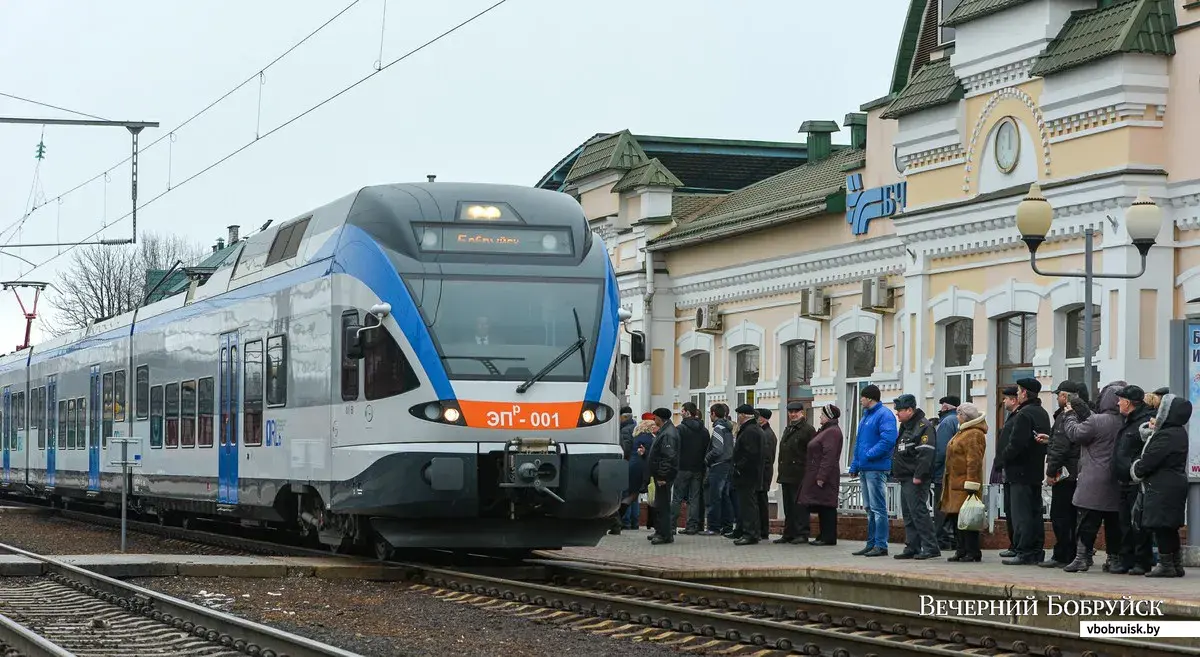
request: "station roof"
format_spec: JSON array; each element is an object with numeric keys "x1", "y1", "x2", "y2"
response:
[
  {"x1": 536, "y1": 131, "x2": 810, "y2": 194},
  {"x1": 1029, "y1": 0, "x2": 1176, "y2": 77}
]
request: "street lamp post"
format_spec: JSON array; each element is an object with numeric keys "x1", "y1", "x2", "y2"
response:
[{"x1": 1014, "y1": 183, "x2": 1163, "y2": 397}]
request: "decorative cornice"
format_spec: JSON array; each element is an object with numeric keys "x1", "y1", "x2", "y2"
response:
[
  {"x1": 902, "y1": 144, "x2": 967, "y2": 171},
  {"x1": 1045, "y1": 103, "x2": 1158, "y2": 138},
  {"x1": 1170, "y1": 190, "x2": 1200, "y2": 231},
  {"x1": 963, "y1": 86, "x2": 1051, "y2": 193},
  {"x1": 960, "y1": 57, "x2": 1038, "y2": 98}
]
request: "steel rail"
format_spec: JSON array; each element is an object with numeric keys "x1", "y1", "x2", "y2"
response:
[
  {"x1": 0, "y1": 541, "x2": 362, "y2": 657},
  {"x1": 538, "y1": 563, "x2": 1200, "y2": 657},
  {"x1": 0, "y1": 610, "x2": 74, "y2": 657}
]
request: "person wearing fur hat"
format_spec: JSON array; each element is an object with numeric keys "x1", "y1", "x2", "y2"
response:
[
  {"x1": 941, "y1": 402, "x2": 987, "y2": 562},
  {"x1": 1132, "y1": 393, "x2": 1192, "y2": 577},
  {"x1": 848, "y1": 384, "x2": 897, "y2": 557}
]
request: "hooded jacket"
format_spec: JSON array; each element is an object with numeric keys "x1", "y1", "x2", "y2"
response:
[
  {"x1": 776, "y1": 417, "x2": 816, "y2": 484},
  {"x1": 1113, "y1": 402, "x2": 1155, "y2": 488},
  {"x1": 1131, "y1": 394, "x2": 1192, "y2": 529},
  {"x1": 677, "y1": 416, "x2": 709, "y2": 472},
  {"x1": 705, "y1": 417, "x2": 735, "y2": 467},
  {"x1": 849, "y1": 402, "x2": 897, "y2": 474},
  {"x1": 619, "y1": 417, "x2": 636, "y2": 460},
  {"x1": 891, "y1": 407, "x2": 936, "y2": 481},
  {"x1": 1061, "y1": 381, "x2": 1124, "y2": 513}
]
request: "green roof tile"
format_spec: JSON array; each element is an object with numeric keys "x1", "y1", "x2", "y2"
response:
[
  {"x1": 890, "y1": 0, "x2": 931, "y2": 94},
  {"x1": 612, "y1": 158, "x2": 684, "y2": 193},
  {"x1": 647, "y1": 148, "x2": 864, "y2": 250},
  {"x1": 942, "y1": 0, "x2": 1034, "y2": 27},
  {"x1": 563, "y1": 130, "x2": 648, "y2": 184},
  {"x1": 1030, "y1": 0, "x2": 1176, "y2": 77},
  {"x1": 880, "y1": 58, "x2": 964, "y2": 120}
]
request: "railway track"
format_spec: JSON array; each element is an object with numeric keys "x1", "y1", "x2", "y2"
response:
[{"x1": 0, "y1": 542, "x2": 362, "y2": 657}]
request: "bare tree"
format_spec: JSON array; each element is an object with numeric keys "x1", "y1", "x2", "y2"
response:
[{"x1": 46, "y1": 232, "x2": 205, "y2": 336}]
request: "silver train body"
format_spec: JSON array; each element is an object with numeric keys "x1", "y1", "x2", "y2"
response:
[{"x1": 0, "y1": 182, "x2": 633, "y2": 552}]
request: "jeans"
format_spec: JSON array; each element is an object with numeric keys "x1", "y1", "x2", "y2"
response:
[
  {"x1": 623, "y1": 498, "x2": 640, "y2": 528},
  {"x1": 706, "y1": 462, "x2": 734, "y2": 531},
  {"x1": 860, "y1": 471, "x2": 889, "y2": 549},
  {"x1": 671, "y1": 470, "x2": 704, "y2": 532},
  {"x1": 899, "y1": 477, "x2": 938, "y2": 555}
]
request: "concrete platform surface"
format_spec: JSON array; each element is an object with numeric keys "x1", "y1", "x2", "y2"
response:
[
  {"x1": 0, "y1": 553, "x2": 409, "y2": 579},
  {"x1": 538, "y1": 529, "x2": 1200, "y2": 619},
  {"x1": 0, "y1": 505, "x2": 50, "y2": 514}
]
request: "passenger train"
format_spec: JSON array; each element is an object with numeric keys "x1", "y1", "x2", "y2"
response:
[{"x1": 0, "y1": 182, "x2": 646, "y2": 556}]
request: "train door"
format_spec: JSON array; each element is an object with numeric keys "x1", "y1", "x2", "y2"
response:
[
  {"x1": 46, "y1": 376, "x2": 57, "y2": 489},
  {"x1": 88, "y1": 366, "x2": 101, "y2": 491},
  {"x1": 218, "y1": 332, "x2": 240, "y2": 505},
  {"x1": 2, "y1": 387, "x2": 10, "y2": 486}
]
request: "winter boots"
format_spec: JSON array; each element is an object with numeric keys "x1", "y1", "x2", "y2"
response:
[
  {"x1": 1146, "y1": 553, "x2": 1185, "y2": 578},
  {"x1": 1063, "y1": 544, "x2": 1094, "y2": 573}
]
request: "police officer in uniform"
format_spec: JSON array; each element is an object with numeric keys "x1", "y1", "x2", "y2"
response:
[{"x1": 892, "y1": 394, "x2": 940, "y2": 559}]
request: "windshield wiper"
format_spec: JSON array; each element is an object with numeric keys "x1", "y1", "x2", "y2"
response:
[{"x1": 516, "y1": 308, "x2": 586, "y2": 394}]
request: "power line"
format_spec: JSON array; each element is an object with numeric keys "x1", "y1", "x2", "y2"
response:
[
  {"x1": 16, "y1": 0, "x2": 515, "y2": 283},
  {"x1": 0, "y1": 0, "x2": 366, "y2": 240},
  {"x1": 0, "y1": 92, "x2": 109, "y2": 121}
]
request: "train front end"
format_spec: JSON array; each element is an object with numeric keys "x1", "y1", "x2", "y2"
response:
[{"x1": 331, "y1": 183, "x2": 641, "y2": 554}]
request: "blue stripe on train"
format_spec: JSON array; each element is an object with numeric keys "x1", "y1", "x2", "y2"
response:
[{"x1": 584, "y1": 259, "x2": 619, "y2": 403}]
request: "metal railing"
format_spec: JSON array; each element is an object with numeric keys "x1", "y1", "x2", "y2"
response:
[{"x1": 834, "y1": 480, "x2": 1053, "y2": 531}]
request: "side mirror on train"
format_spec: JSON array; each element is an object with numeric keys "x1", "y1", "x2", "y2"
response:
[
  {"x1": 369, "y1": 303, "x2": 392, "y2": 319},
  {"x1": 629, "y1": 331, "x2": 646, "y2": 364},
  {"x1": 617, "y1": 307, "x2": 633, "y2": 322},
  {"x1": 345, "y1": 325, "x2": 364, "y2": 360}
]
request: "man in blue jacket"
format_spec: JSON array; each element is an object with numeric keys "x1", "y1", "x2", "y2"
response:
[
  {"x1": 849, "y1": 384, "x2": 897, "y2": 557},
  {"x1": 932, "y1": 396, "x2": 959, "y2": 550}
]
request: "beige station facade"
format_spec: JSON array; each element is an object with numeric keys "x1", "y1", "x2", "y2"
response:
[{"x1": 536, "y1": 0, "x2": 1200, "y2": 478}]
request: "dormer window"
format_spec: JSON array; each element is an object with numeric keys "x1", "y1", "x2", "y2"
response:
[{"x1": 940, "y1": 0, "x2": 961, "y2": 45}]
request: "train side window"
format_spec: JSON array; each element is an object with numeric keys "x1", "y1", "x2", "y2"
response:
[
  {"x1": 114, "y1": 369, "x2": 127, "y2": 426},
  {"x1": 35, "y1": 388, "x2": 45, "y2": 450},
  {"x1": 102, "y1": 372, "x2": 114, "y2": 448},
  {"x1": 16, "y1": 391, "x2": 24, "y2": 432},
  {"x1": 198, "y1": 377, "x2": 214, "y2": 448},
  {"x1": 135, "y1": 365, "x2": 150, "y2": 420},
  {"x1": 165, "y1": 382, "x2": 180, "y2": 448},
  {"x1": 363, "y1": 314, "x2": 420, "y2": 401},
  {"x1": 29, "y1": 388, "x2": 38, "y2": 430},
  {"x1": 46, "y1": 378, "x2": 57, "y2": 451},
  {"x1": 149, "y1": 385, "x2": 164, "y2": 449},
  {"x1": 76, "y1": 397, "x2": 87, "y2": 449},
  {"x1": 341, "y1": 311, "x2": 360, "y2": 401},
  {"x1": 67, "y1": 399, "x2": 77, "y2": 450},
  {"x1": 56, "y1": 399, "x2": 66, "y2": 450},
  {"x1": 266, "y1": 334, "x2": 287, "y2": 407},
  {"x1": 180, "y1": 380, "x2": 197, "y2": 448},
  {"x1": 244, "y1": 340, "x2": 264, "y2": 446},
  {"x1": 265, "y1": 217, "x2": 311, "y2": 266}
]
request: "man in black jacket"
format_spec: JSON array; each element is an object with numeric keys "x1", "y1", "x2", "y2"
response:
[
  {"x1": 1040, "y1": 382, "x2": 1083, "y2": 568},
  {"x1": 891, "y1": 394, "x2": 939, "y2": 559},
  {"x1": 648, "y1": 408, "x2": 681, "y2": 545},
  {"x1": 756, "y1": 408, "x2": 779, "y2": 540},
  {"x1": 995, "y1": 386, "x2": 1019, "y2": 557},
  {"x1": 1111, "y1": 385, "x2": 1155, "y2": 574},
  {"x1": 775, "y1": 401, "x2": 815, "y2": 544},
  {"x1": 1002, "y1": 378, "x2": 1052, "y2": 565},
  {"x1": 671, "y1": 402, "x2": 709, "y2": 535},
  {"x1": 618, "y1": 406, "x2": 635, "y2": 460},
  {"x1": 730, "y1": 404, "x2": 764, "y2": 545}
]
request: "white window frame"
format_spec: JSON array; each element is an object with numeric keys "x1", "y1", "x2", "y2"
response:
[
  {"x1": 1060, "y1": 304, "x2": 1100, "y2": 397},
  {"x1": 734, "y1": 347, "x2": 760, "y2": 408},
  {"x1": 940, "y1": 317, "x2": 974, "y2": 403}
]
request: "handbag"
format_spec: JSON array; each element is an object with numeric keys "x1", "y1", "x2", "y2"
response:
[{"x1": 957, "y1": 492, "x2": 986, "y2": 532}]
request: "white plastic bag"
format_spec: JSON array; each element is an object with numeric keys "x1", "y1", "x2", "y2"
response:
[{"x1": 957, "y1": 492, "x2": 985, "y2": 532}]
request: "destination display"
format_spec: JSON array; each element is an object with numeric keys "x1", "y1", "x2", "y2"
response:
[{"x1": 414, "y1": 225, "x2": 573, "y2": 255}]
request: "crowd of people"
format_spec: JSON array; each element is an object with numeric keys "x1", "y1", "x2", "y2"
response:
[{"x1": 610, "y1": 377, "x2": 1191, "y2": 578}]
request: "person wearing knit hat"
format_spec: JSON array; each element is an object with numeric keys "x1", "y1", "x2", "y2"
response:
[
  {"x1": 1000, "y1": 376, "x2": 1052, "y2": 565},
  {"x1": 641, "y1": 412, "x2": 656, "y2": 422},
  {"x1": 799, "y1": 403, "x2": 843, "y2": 546},
  {"x1": 849, "y1": 384, "x2": 898, "y2": 557},
  {"x1": 941, "y1": 402, "x2": 987, "y2": 562}
]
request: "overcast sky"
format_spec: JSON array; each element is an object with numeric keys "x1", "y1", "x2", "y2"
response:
[{"x1": 0, "y1": 0, "x2": 908, "y2": 347}]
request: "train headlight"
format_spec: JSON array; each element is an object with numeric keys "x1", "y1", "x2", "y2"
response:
[
  {"x1": 442, "y1": 407, "x2": 461, "y2": 423},
  {"x1": 576, "y1": 403, "x2": 615, "y2": 427},
  {"x1": 541, "y1": 234, "x2": 559, "y2": 252},
  {"x1": 595, "y1": 405, "x2": 611, "y2": 422},
  {"x1": 581, "y1": 409, "x2": 596, "y2": 424},
  {"x1": 423, "y1": 403, "x2": 441, "y2": 421},
  {"x1": 420, "y1": 229, "x2": 440, "y2": 249}
]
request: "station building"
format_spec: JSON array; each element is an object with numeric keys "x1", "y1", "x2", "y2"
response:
[{"x1": 537, "y1": 0, "x2": 1200, "y2": 477}]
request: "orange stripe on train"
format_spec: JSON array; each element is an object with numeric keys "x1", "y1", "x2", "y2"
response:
[{"x1": 457, "y1": 400, "x2": 583, "y2": 430}]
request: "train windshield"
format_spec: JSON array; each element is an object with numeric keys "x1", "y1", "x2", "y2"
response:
[{"x1": 415, "y1": 277, "x2": 603, "y2": 382}]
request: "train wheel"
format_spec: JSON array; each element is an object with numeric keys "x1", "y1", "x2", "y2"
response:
[{"x1": 373, "y1": 535, "x2": 394, "y2": 562}]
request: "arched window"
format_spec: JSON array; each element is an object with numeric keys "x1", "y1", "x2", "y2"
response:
[
  {"x1": 735, "y1": 347, "x2": 760, "y2": 407},
  {"x1": 842, "y1": 333, "x2": 876, "y2": 464},
  {"x1": 688, "y1": 352, "x2": 710, "y2": 411},
  {"x1": 786, "y1": 341, "x2": 816, "y2": 408},
  {"x1": 996, "y1": 312, "x2": 1036, "y2": 423},
  {"x1": 943, "y1": 318, "x2": 974, "y2": 402},
  {"x1": 1063, "y1": 304, "x2": 1100, "y2": 399},
  {"x1": 845, "y1": 334, "x2": 875, "y2": 379}
]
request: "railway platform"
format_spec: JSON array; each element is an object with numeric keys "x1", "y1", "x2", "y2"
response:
[{"x1": 538, "y1": 529, "x2": 1200, "y2": 638}]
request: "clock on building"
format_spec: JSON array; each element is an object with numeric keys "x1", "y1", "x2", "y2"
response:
[
  {"x1": 994, "y1": 117, "x2": 1019, "y2": 174},
  {"x1": 893, "y1": 145, "x2": 905, "y2": 174}
]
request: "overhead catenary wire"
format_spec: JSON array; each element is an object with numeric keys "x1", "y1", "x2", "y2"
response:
[
  {"x1": 15, "y1": 0, "x2": 514, "y2": 283},
  {"x1": 0, "y1": 92, "x2": 109, "y2": 121},
  {"x1": 0, "y1": 0, "x2": 366, "y2": 243}
]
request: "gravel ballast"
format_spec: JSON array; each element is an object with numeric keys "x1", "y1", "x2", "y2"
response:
[
  {"x1": 131, "y1": 575, "x2": 683, "y2": 657},
  {"x1": 0, "y1": 512, "x2": 223, "y2": 555}
]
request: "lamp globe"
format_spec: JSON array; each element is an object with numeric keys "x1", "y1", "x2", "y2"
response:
[
  {"x1": 1125, "y1": 188, "x2": 1162, "y2": 257},
  {"x1": 1015, "y1": 183, "x2": 1054, "y2": 252}
]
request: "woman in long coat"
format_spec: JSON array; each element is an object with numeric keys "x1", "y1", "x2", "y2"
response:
[
  {"x1": 1060, "y1": 381, "x2": 1125, "y2": 572},
  {"x1": 940, "y1": 402, "x2": 987, "y2": 562},
  {"x1": 799, "y1": 404, "x2": 844, "y2": 546},
  {"x1": 622, "y1": 418, "x2": 657, "y2": 529},
  {"x1": 1131, "y1": 393, "x2": 1192, "y2": 578}
]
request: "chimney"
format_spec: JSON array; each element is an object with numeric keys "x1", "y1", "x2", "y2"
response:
[
  {"x1": 427, "y1": 174, "x2": 436, "y2": 183},
  {"x1": 216, "y1": 237, "x2": 225, "y2": 252},
  {"x1": 844, "y1": 113, "x2": 868, "y2": 150},
  {"x1": 227, "y1": 225, "x2": 240, "y2": 245},
  {"x1": 798, "y1": 120, "x2": 841, "y2": 162}
]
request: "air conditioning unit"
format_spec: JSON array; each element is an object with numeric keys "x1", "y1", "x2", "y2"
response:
[
  {"x1": 862, "y1": 276, "x2": 896, "y2": 314},
  {"x1": 800, "y1": 287, "x2": 831, "y2": 319},
  {"x1": 695, "y1": 303, "x2": 723, "y2": 333}
]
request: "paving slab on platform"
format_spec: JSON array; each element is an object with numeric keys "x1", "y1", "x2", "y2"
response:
[
  {"x1": 536, "y1": 529, "x2": 1200, "y2": 627},
  {"x1": 0, "y1": 553, "x2": 407, "y2": 579}
]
